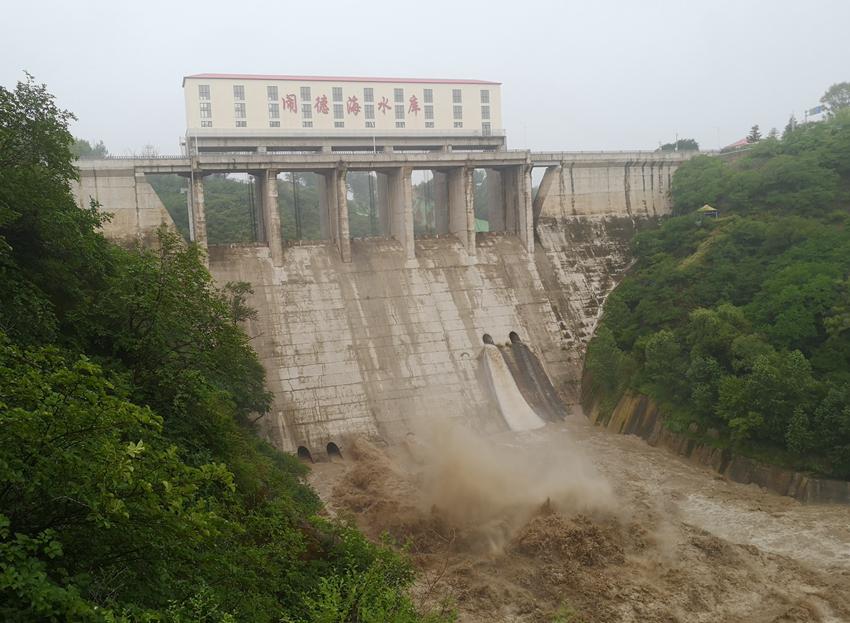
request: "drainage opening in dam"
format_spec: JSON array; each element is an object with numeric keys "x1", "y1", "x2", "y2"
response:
[
  {"x1": 482, "y1": 333, "x2": 494, "y2": 345},
  {"x1": 278, "y1": 172, "x2": 324, "y2": 241},
  {"x1": 326, "y1": 442, "x2": 342, "y2": 460},
  {"x1": 201, "y1": 172, "x2": 268, "y2": 245},
  {"x1": 412, "y1": 169, "x2": 448, "y2": 238},
  {"x1": 296, "y1": 446, "x2": 313, "y2": 463},
  {"x1": 509, "y1": 331, "x2": 521, "y2": 343},
  {"x1": 346, "y1": 171, "x2": 389, "y2": 238}
]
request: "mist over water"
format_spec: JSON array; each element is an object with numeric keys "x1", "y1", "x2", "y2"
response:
[
  {"x1": 406, "y1": 418, "x2": 616, "y2": 552},
  {"x1": 312, "y1": 407, "x2": 850, "y2": 621}
]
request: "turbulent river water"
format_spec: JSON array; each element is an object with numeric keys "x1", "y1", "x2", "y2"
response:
[{"x1": 308, "y1": 411, "x2": 850, "y2": 622}]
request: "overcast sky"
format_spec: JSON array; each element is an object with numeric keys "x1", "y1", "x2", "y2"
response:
[{"x1": 2, "y1": 0, "x2": 848, "y2": 154}]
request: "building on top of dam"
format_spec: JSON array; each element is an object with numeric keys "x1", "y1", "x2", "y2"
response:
[{"x1": 182, "y1": 73, "x2": 505, "y2": 154}]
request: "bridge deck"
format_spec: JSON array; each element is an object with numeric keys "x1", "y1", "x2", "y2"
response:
[{"x1": 75, "y1": 149, "x2": 700, "y2": 175}]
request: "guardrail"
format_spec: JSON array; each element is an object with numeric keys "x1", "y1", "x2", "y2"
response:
[
  {"x1": 87, "y1": 154, "x2": 186, "y2": 160},
  {"x1": 185, "y1": 128, "x2": 507, "y2": 138}
]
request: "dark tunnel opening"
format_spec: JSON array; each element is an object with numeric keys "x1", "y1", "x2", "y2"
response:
[
  {"x1": 326, "y1": 442, "x2": 342, "y2": 459},
  {"x1": 509, "y1": 331, "x2": 521, "y2": 344},
  {"x1": 482, "y1": 333, "x2": 494, "y2": 345},
  {"x1": 296, "y1": 446, "x2": 313, "y2": 462}
]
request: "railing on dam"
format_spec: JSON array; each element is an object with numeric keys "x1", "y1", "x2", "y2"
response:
[
  {"x1": 530, "y1": 150, "x2": 704, "y2": 166},
  {"x1": 76, "y1": 148, "x2": 708, "y2": 175}
]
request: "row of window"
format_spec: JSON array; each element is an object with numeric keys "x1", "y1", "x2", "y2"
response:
[
  {"x1": 198, "y1": 84, "x2": 492, "y2": 101},
  {"x1": 198, "y1": 83, "x2": 490, "y2": 129}
]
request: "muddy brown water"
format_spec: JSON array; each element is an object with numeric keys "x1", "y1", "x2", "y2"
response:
[{"x1": 308, "y1": 412, "x2": 850, "y2": 622}]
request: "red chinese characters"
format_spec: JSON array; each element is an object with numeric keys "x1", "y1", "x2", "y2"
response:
[
  {"x1": 346, "y1": 95, "x2": 361, "y2": 115},
  {"x1": 314, "y1": 95, "x2": 329, "y2": 114},
  {"x1": 408, "y1": 94, "x2": 420, "y2": 115},
  {"x1": 282, "y1": 94, "x2": 297, "y2": 113},
  {"x1": 377, "y1": 96, "x2": 391, "y2": 114}
]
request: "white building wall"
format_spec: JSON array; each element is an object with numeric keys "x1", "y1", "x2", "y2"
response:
[{"x1": 183, "y1": 75, "x2": 502, "y2": 135}]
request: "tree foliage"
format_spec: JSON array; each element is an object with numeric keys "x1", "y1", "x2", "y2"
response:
[
  {"x1": 71, "y1": 138, "x2": 109, "y2": 159},
  {"x1": 820, "y1": 81, "x2": 850, "y2": 115},
  {"x1": 659, "y1": 138, "x2": 699, "y2": 152},
  {"x1": 586, "y1": 108, "x2": 850, "y2": 478},
  {"x1": 0, "y1": 75, "x2": 449, "y2": 621},
  {"x1": 746, "y1": 124, "x2": 762, "y2": 143}
]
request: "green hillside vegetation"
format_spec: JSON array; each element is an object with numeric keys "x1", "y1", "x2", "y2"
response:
[
  {"x1": 585, "y1": 107, "x2": 850, "y2": 479},
  {"x1": 1, "y1": 77, "x2": 451, "y2": 621}
]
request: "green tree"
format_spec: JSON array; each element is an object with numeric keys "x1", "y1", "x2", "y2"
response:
[
  {"x1": 746, "y1": 124, "x2": 762, "y2": 143},
  {"x1": 782, "y1": 114, "x2": 797, "y2": 139},
  {"x1": 659, "y1": 138, "x2": 699, "y2": 151},
  {"x1": 820, "y1": 81, "x2": 850, "y2": 115},
  {"x1": 0, "y1": 74, "x2": 112, "y2": 344},
  {"x1": 585, "y1": 108, "x2": 850, "y2": 476},
  {"x1": 0, "y1": 75, "x2": 449, "y2": 622},
  {"x1": 643, "y1": 329, "x2": 686, "y2": 401},
  {"x1": 0, "y1": 339, "x2": 236, "y2": 620},
  {"x1": 71, "y1": 138, "x2": 108, "y2": 159}
]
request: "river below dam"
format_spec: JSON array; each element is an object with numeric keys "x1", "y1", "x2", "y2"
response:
[{"x1": 308, "y1": 411, "x2": 850, "y2": 622}]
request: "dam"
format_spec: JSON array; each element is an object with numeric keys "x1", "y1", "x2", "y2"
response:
[
  {"x1": 69, "y1": 71, "x2": 700, "y2": 457},
  {"x1": 74, "y1": 147, "x2": 692, "y2": 457}
]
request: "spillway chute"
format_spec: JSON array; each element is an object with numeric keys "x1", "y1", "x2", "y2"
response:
[{"x1": 481, "y1": 343, "x2": 546, "y2": 432}]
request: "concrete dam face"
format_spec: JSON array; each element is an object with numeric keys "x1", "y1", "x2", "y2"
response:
[{"x1": 74, "y1": 151, "x2": 691, "y2": 457}]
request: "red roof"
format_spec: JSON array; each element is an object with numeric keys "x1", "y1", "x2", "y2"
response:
[
  {"x1": 182, "y1": 73, "x2": 500, "y2": 86},
  {"x1": 723, "y1": 137, "x2": 750, "y2": 149}
]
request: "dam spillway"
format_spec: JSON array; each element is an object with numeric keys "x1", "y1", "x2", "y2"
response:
[{"x1": 73, "y1": 150, "x2": 692, "y2": 456}]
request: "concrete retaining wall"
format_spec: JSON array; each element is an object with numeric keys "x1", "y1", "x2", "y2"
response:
[
  {"x1": 535, "y1": 159, "x2": 678, "y2": 219},
  {"x1": 584, "y1": 390, "x2": 850, "y2": 504},
  {"x1": 73, "y1": 166, "x2": 176, "y2": 245}
]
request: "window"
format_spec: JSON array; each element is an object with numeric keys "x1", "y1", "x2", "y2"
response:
[
  {"x1": 482, "y1": 122, "x2": 491, "y2": 135},
  {"x1": 234, "y1": 102, "x2": 246, "y2": 118},
  {"x1": 480, "y1": 89, "x2": 490, "y2": 104},
  {"x1": 452, "y1": 89, "x2": 462, "y2": 103},
  {"x1": 365, "y1": 103, "x2": 375, "y2": 119},
  {"x1": 424, "y1": 88, "x2": 433, "y2": 104},
  {"x1": 394, "y1": 88, "x2": 403, "y2": 103},
  {"x1": 453, "y1": 121, "x2": 463, "y2": 128},
  {"x1": 363, "y1": 87, "x2": 374, "y2": 102},
  {"x1": 198, "y1": 84, "x2": 210, "y2": 100},
  {"x1": 394, "y1": 104, "x2": 404, "y2": 120},
  {"x1": 333, "y1": 103, "x2": 343, "y2": 119},
  {"x1": 267, "y1": 85, "x2": 278, "y2": 101},
  {"x1": 269, "y1": 120, "x2": 280, "y2": 127},
  {"x1": 233, "y1": 85, "x2": 245, "y2": 100},
  {"x1": 236, "y1": 120, "x2": 247, "y2": 127},
  {"x1": 395, "y1": 121, "x2": 406, "y2": 128},
  {"x1": 200, "y1": 101, "x2": 212, "y2": 118},
  {"x1": 365, "y1": 120, "x2": 375, "y2": 128},
  {"x1": 481, "y1": 105, "x2": 490, "y2": 120},
  {"x1": 302, "y1": 120, "x2": 313, "y2": 128},
  {"x1": 300, "y1": 86, "x2": 311, "y2": 101},
  {"x1": 334, "y1": 121, "x2": 344, "y2": 128},
  {"x1": 453, "y1": 105, "x2": 462, "y2": 120},
  {"x1": 332, "y1": 87, "x2": 343, "y2": 102},
  {"x1": 424, "y1": 105, "x2": 434, "y2": 120},
  {"x1": 201, "y1": 120, "x2": 213, "y2": 127},
  {"x1": 425, "y1": 121, "x2": 434, "y2": 128},
  {"x1": 268, "y1": 102, "x2": 280, "y2": 118},
  {"x1": 301, "y1": 103, "x2": 312, "y2": 119}
]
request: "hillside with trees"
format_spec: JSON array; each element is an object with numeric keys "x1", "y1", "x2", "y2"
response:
[
  {"x1": 585, "y1": 102, "x2": 850, "y2": 479},
  {"x1": 0, "y1": 77, "x2": 450, "y2": 622}
]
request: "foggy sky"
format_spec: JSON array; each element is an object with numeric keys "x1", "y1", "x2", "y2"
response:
[{"x1": 2, "y1": 0, "x2": 848, "y2": 155}]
